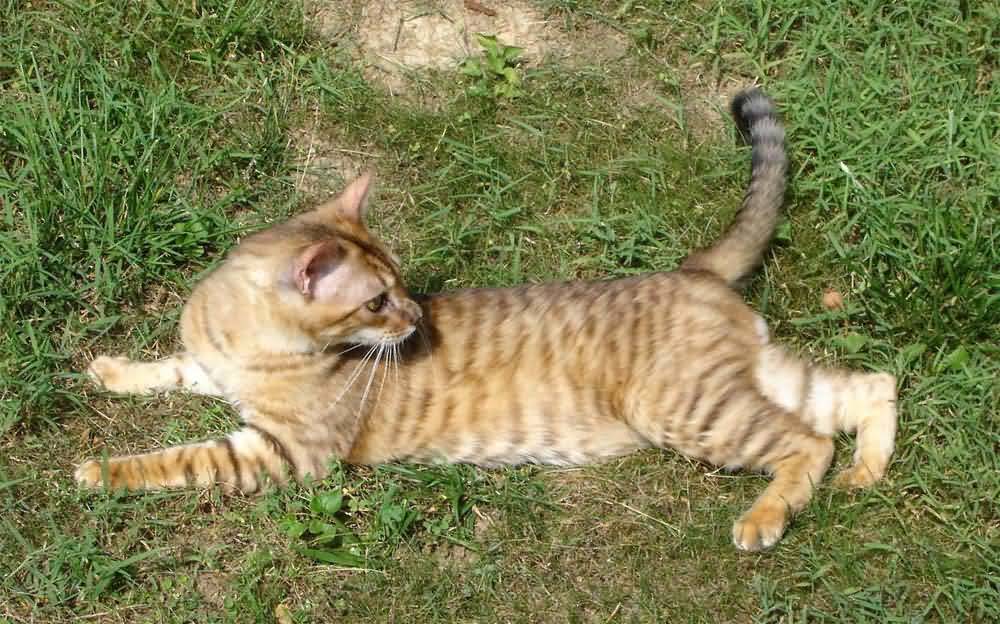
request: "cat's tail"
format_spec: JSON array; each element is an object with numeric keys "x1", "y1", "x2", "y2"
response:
[{"x1": 681, "y1": 88, "x2": 787, "y2": 289}]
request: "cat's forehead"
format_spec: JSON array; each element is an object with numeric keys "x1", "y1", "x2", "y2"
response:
[
  {"x1": 280, "y1": 219, "x2": 400, "y2": 274},
  {"x1": 330, "y1": 226, "x2": 401, "y2": 278}
]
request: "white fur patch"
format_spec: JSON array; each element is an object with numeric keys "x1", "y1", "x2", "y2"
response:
[
  {"x1": 807, "y1": 377, "x2": 837, "y2": 436},
  {"x1": 230, "y1": 428, "x2": 268, "y2": 453},
  {"x1": 350, "y1": 326, "x2": 416, "y2": 346},
  {"x1": 754, "y1": 316, "x2": 770, "y2": 344},
  {"x1": 180, "y1": 357, "x2": 224, "y2": 395},
  {"x1": 754, "y1": 351, "x2": 800, "y2": 413},
  {"x1": 766, "y1": 376, "x2": 799, "y2": 413}
]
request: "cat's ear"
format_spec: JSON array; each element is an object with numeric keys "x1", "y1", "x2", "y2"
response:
[
  {"x1": 318, "y1": 171, "x2": 374, "y2": 225},
  {"x1": 293, "y1": 240, "x2": 343, "y2": 298}
]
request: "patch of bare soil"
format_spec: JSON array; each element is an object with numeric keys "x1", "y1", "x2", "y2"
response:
[
  {"x1": 196, "y1": 570, "x2": 232, "y2": 609},
  {"x1": 290, "y1": 112, "x2": 381, "y2": 200},
  {"x1": 308, "y1": 0, "x2": 628, "y2": 94},
  {"x1": 675, "y1": 67, "x2": 751, "y2": 143}
]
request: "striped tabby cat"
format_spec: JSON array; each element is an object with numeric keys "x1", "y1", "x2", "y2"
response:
[{"x1": 78, "y1": 89, "x2": 898, "y2": 551}]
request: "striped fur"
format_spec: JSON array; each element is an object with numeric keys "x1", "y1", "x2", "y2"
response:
[
  {"x1": 77, "y1": 90, "x2": 899, "y2": 551},
  {"x1": 681, "y1": 89, "x2": 788, "y2": 288}
]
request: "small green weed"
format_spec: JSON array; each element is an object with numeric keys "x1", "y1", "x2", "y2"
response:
[
  {"x1": 276, "y1": 463, "x2": 496, "y2": 569},
  {"x1": 280, "y1": 487, "x2": 367, "y2": 567},
  {"x1": 459, "y1": 34, "x2": 525, "y2": 99}
]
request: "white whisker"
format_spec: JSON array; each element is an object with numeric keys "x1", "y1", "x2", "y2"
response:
[
  {"x1": 357, "y1": 344, "x2": 385, "y2": 415},
  {"x1": 331, "y1": 344, "x2": 378, "y2": 407},
  {"x1": 372, "y1": 344, "x2": 391, "y2": 415},
  {"x1": 333, "y1": 342, "x2": 367, "y2": 358},
  {"x1": 391, "y1": 343, "x2": 400, "y2": 387}
]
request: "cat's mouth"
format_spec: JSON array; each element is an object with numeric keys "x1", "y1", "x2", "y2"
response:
[{"x1": 381, "y1": 326, "x2": 417, "y2": 345}]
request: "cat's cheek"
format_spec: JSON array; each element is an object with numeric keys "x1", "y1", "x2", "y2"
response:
[
  {"x1": 392, "y1": 325, "x2": 418, "y2": 344},
  {"x1": 344, "y1": 325, "x2": 414, "y2": 346},
  {"x1": 348, "y1": 328, "x2": 387, "y2": 345}
]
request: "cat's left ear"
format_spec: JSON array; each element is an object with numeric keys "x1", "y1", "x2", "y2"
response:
[
  {"x1": 293, "y1": 240, "x2": 343, "y2": 298},
  {"x1": 319, "y1": 171, "x2": 374, "y2": 225}
]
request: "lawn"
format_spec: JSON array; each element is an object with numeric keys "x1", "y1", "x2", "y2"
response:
[{"x1": 1, "y1": 0, "x2": 997, "y2": 622}]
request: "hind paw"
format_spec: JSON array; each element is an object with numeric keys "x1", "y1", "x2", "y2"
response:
[
  {"x1": 732, "y1": 502, "x2": 788, "y2": 551},
  {"x1": 833, "y1": 463, "x2": 882, "y2": 489}
]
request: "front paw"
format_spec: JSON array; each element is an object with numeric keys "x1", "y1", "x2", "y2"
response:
[
  {"x1": 87, "y1": 355, "x2": 132, "y2": 392},
  {"x1": 74, "y1": 459, "x2": 105, "y2": 488}
]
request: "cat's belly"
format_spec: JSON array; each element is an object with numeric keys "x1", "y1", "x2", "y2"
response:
[
  {"x1": 422, "y1": 417, "x2": 651, "y2": 467},
  {"x1": 353, "y1": 402, "x2": 650, "y2": 467}
]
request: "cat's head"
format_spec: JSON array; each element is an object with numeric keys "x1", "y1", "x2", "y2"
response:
[{"x1": 226, "y1": 173, "x2": 422, "y2": 350}]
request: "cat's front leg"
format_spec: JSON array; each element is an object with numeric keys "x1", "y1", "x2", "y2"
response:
[
  {"x1": 88, "y1": 353, "x2": 222, "y2": 396},
  {"x1": 75, "y1": 425, "x2": 311, "y2": 493}
]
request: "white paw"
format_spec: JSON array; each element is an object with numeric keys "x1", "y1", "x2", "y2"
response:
[
  {"x1": 732, "y1": 505, "x2": 787, "y2": 551},
  {"x1": 74, "y1": 460, "x2": 104, "y2": 488},
  {"x1": 87, "y1": 355, "x2": 133, "y2": 392}
]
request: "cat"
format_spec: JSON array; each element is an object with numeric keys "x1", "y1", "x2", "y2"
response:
[{"x1": 77, "y1": 89, "x2": 898, "y2": 551}]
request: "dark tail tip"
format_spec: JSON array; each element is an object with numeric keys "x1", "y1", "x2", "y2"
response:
[{"x1": 730, "y1": 88, "x2": 778, "y2": 142}]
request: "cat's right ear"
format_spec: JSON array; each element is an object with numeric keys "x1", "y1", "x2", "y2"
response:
[
  {"x1": 317, "y1": 172, "x2": 374, "y2": 225},
  {"x1": 293, "y1": 240, "x2": 342, "y2": 298}
]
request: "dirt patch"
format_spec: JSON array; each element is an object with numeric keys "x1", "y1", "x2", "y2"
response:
[
  {"x1": 612, "y1": 56, "x2": 755, "y2": 147},
  {"x1": 673, "y1": 67, "x2": 750, "y2": 144},
  {"x1": 290, "y1": 111, "x2": 381, "y2": 200},
  {"x1": 309, "y1": 0, "x2": 628, "y2": 94},
  {"x1": 196, "y1": 571, "x2": 232, "y2": 608},
  {"x1": 619, "y1": 76, "x2": 666, "y2": 112}
]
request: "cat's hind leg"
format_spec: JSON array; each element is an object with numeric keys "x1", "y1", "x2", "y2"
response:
[
  {"x1": 731, "y1": 431, "x2": 834, "y2": 551},
  {"x1": 628, "y1": 380, "x2": 834, "y2": 550},
  {"x1": 754, "y1": 344, "x2": 897, "y2": 488},
  {"x1": 88, "y1": 353, "x2": 223, "y2": 397}
]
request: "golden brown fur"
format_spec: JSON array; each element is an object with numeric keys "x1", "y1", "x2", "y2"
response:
[{"x1": 76, "y1": 89, "x2": 898, "y2": 551}]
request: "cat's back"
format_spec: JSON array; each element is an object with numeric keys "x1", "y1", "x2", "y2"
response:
[
  {"x1": 417, "y1": 269, "x2": 761, "y2": 365},
  {"x1": 414, "y1": 270, "x2": 759, "y2": 405}
]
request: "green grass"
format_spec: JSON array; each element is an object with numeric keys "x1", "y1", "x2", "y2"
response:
[{"x1": 2, "y1": 0, "x2": 997, "y2": 621}]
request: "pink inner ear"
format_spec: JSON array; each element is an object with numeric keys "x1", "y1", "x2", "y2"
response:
[{"x1": 294, "y1": 241, "x2": 341, "y2": 297}]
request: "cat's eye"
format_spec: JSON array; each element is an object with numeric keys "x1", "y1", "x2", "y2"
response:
[{"x1": 366, "y1": 293, "x2": 388, "y2": 313}]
